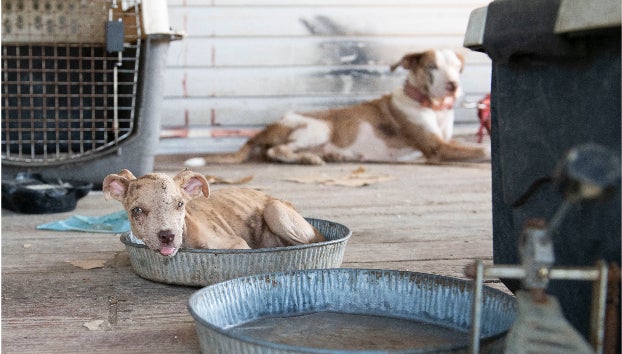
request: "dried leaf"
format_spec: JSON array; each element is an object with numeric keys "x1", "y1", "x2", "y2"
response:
[
  {"x1": 205, "y1": 174, "x2": 254, "y2": 185},
  {"x1": 286, "y1": 167, "x2": 395, "y2": 187},
  {"x1": 68, "y1": 259, "x2": 107, "y2": 270},
  {"x1": 351, "y1": 166, "x2": 366, "y2": 175},
  {"x1": 83, "y1": 319, "x2": 106, "y2": 331}
]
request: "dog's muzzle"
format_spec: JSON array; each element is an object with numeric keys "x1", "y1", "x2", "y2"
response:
[{"x1": 158, "y1": 230, "x2": 177, "y2": 256}]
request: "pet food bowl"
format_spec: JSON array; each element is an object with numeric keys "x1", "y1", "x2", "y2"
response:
[
  {"x1": 120, "y1": 218, "x2": 351, "y2": 287},
  {"x1": 188, "y1": 268, "x2": 516, "y2": 354}
]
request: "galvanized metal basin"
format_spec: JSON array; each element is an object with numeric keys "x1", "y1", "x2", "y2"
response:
[
  {"x1": 188, "y1": 268, "x2": 516, "y2": 353},
  {"x1": 120, "y1": 218, "x2": 351, "y2": 287}
]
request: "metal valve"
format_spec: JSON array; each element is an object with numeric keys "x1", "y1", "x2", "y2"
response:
[{"x1": 466, "y1": 143, "x2": 620, "y2": 354}]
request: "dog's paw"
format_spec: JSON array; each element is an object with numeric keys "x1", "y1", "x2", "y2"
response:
[
  {"x1": 323, "y1": 152, "x2": 348, "y2": 163},
  {"x1": 184, "y1": 157, "x2": 207, "y2": 167},
  {"x1": 301, "y1": 154, "x2": 326, "y2": 165}
]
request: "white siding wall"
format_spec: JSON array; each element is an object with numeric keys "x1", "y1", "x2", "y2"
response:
[{"x1": 160, "y1": 0, "x2": 491, "y2": 154}]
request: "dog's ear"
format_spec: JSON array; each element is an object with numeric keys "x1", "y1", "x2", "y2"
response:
[
  {"x1": 116, "y1": 169, "x2": 137, "y2": 180},
  {"x1": 390, "y1": 52, "x2": 426, "y2": 72},
  {"x1": 174, "y1": 170, "x2": 210, "y2": 199},
  {"x1": 103, "y1": 173, "x2": 131, "y2": 201},
  {"x1": 454, "y1": 51, "x2": 466, "y2": 73}
]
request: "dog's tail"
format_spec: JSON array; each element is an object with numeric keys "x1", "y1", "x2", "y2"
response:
[
  {"x1": 184, "y1": 141, "x2": 255, "y2": 167},
  {"x1": 184, "y1": 125, "x2": 289, "y2": 166}
]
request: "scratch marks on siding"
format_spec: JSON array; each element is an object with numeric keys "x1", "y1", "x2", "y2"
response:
[
  {"x1": 300, "y1": 15, "x2": 384, "y2": 94},
  {"x1": 181, "y1": 71, "x2": 189, "y2": 97},
  {"x1": 300, "y1": 15, "x2": 375, "y2": 66},
  {"x1": 210, "y1": 108, "x2": 218, "y2": 126},
  {"x1": 211, "y1": 45, "x2": 216, "y2": 66}
]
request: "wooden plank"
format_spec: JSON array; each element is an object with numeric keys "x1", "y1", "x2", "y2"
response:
[
  {"x1": 168, "y1": 7, "x2": 478, "y2": 37},
  {"x1": 166, "y1": 37, "x2": 492, "y2": 67},
  {"x1": 169, "y1": 0, "x2": 490, "y2": 6},
  {"x1": 1, "y1": 267, "x2": 199, "y2": 353},
  {"x1": 342, "y1": 259, "x2": 511, "y2": 293},
  {"x1": 162, "y1": 64, "x2": 492, "y2": 97},
  {"x1": 163, "y1": 66, "x2": 399, "y2": 98},
  {"x1": 156, "y1": 122, "x2": 490, "y2": 154},
  {"x1": 159, "y1": 95, "x2": 488, "y2": 127}
]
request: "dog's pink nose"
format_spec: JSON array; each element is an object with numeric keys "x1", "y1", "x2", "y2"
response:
[
  {"x1": 446, "y1": 81, "x2": 458, "y2": 93},
  {"x1": 158, "y1": 230, "x2": 175, "y2": 244}
]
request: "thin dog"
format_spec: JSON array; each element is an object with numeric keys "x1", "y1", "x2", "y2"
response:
[
  {"x1": 103, "y1": 169, "x2": 324, "y2": 256},
  {"x1": 187, "y1": 49, "x2": 488, "y2": 166}
]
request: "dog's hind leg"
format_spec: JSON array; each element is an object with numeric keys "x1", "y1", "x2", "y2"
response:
[
  {"x1": 266, "y1": 145, "x2": 326, "y2": 165},
  {"x1": 264, "y1": 112, "x2": 332, "y2": 165},
  {"x1": 262, "y1": 200, "x2": 325, "y2": 245}
]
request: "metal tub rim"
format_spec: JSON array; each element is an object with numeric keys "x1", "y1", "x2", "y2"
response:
[
  {"x1": 120, "y1": 217, "x2": 351, "y2": 287},
  {"x1": 188, "y1": 268, "x2": 516, "y2": 353}
]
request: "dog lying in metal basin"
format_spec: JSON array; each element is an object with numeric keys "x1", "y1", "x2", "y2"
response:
[{"x1": 103, "y1": 169, "x2": 324, "y2": 256}]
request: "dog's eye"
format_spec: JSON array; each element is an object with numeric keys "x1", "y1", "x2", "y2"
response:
[
  {"x1": 177, "y1": 201, "x2": 184, "y2": 209},
  {"x1": 131, "y1": 207, "x2": 143, "y2": 216}
]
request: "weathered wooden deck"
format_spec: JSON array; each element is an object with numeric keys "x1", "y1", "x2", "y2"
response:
[{"x1": 1, "y1": 153, "x2": 506, "y2": 353}]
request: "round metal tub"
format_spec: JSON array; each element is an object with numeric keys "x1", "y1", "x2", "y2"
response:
[
  {"x1": 188, "y1": 268, "x2": 516, "y2": 353},
  {"x1": 120, "y1": 218, "x2": 351, "y2": 287}
]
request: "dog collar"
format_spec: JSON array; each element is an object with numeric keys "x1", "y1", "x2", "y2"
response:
[{"x1": 403, "y1": 81, "x2": 455, "y2": 111}]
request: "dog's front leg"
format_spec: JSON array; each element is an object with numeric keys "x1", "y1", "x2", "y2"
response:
[{"x1": 266, "y1": 145, "x2": 325, "y2": 165}]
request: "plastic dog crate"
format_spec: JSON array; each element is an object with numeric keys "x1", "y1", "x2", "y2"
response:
[
  {"x1": 1, "y1": 0, "x2": 179, "y2": 186},
  {"x1": 465, "y1": 0, "x2": 621, "y2": 342}
]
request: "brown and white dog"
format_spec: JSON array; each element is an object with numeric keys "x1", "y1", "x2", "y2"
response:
[
  {"x1": 186, "y1": 49, "x2": 488, "y2": 166},
  {"x1": 103, "y1": 169, "x2": 324, "y2": 256}
]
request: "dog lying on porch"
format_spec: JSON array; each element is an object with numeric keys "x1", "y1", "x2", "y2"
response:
[
  {"x1": 186, "y1": 49, "x2": 488, "y2": 166},
  {"x1": 103, "y1": 169, "x2": 324, "y2": 256}
]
